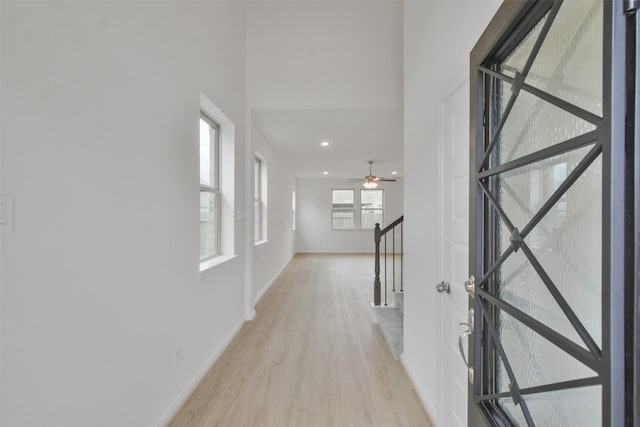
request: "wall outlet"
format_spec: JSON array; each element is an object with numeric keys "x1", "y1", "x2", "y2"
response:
[
  {"x1": 173, "y1": 347, "x2": 182, "y2": 369},
  {"x1": 0, "y1": 194, "x2": 14, "y2": 233}
]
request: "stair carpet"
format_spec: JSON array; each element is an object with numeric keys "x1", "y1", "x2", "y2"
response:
[{"x1": 373, "y1": 292, "x2": 403, "y2": 360}]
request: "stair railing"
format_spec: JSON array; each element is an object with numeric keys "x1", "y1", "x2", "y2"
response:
[{"x1": 374, "y1": 215, "x2": 404, "y2": 306}]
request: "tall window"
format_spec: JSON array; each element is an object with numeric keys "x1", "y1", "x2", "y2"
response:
[
  {"x1": 200, "y1": 112, "x2": 220, "y2": 260},
  {"x1": 361, "y1": 189, "x2": 383, "y2": 229},
  {"x1": 254, "y1": 156, "x2": 266, "y2": 242},
  {"x1": 199, "y1": 93, "x2": 235, "y2": 273},
  {"x1": 331, "y1": 189, "x2": 355, "y2": 229}
]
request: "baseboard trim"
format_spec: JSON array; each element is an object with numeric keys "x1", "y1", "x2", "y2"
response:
[
  {"x1": 252, "y1": 254, "x2": 293, "y2": 307},
  {"x1": 154, "y1": 318, "x2": 245, "y2": 427},
  {"x1": 401, "y1": 353, "x2": 439, "y2": 427}
]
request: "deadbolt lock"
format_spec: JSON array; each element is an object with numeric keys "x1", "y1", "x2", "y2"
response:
[{"x1": 464, "y1": 276, "x2": 475, "y2": 298}]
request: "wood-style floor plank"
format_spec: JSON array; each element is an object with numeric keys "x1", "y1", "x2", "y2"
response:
[{"x1": 168, "y1": 253, "x2": 433, "y2": 427}]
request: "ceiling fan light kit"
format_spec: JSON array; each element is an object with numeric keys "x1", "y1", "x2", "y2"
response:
[{"x1": 351, "y1": 160, "x2": 397, "y2": 188}]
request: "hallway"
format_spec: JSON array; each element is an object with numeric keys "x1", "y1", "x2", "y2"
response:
[{"x1": 169, "y1": 254, "x2": 432, "y2": 427}]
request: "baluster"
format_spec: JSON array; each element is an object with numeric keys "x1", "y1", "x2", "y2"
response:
[
  {"x1": 392, "y1": 227, "x2": 396, "y2": 292},
  {"x1": 374, "y1": 223, "x2": 381, "y2": 305},
  {"x1": 373, "y1": 223, "x2": 381, "y2": 305},
  {"x1": 400, "y1": 221, "x2": 404, "y2": 292},
  {"x1": 384, "y1": 234, "x2": 387, "y2": 306}
]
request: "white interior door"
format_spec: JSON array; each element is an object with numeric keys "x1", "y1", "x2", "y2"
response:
[{"x1": 439, "y1": 80, "x2": 470, "y2": 427}]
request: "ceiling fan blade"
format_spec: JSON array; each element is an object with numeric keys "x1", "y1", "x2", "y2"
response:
[{"x1": 346, "y1": 162, "x2": 398, "y2": 184}]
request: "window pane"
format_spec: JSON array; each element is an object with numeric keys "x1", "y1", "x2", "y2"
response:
[
  {"x1": 255, "y1": 200, "x2": 262, "y2": 242},
  {"x1": 500, "y1": 12, "x2": 548, "y2": 78},
  {"x1": 254, "y1": 157, "x2": 261, "y2": 200},
  {"x1": 497, "y1": 145, "x2": 592, "y2": 234},
  {"x1": 492, "y1": 85, "x2": 596, "y2": 166},
  {"x1": 525, "y1": 0, "x2": 603, "y2": 116},
  {"x1": 361, "y1": 189, "x2": 383, "y2": 209},
  {"x1": 200, "y1": 119, "x2": 214, "y2": 186},
  {"x1": 331, "y1": 190, "x2": 354, "y2": 229},
  {"x1": 200, "y1": 190, "x2": 219, "y2": 259},
  {"x1": 292, "y1": 189, "x2": 296, "y2": 230},
  {"x1": 332, "y1": 210, "x2": 354, "y2": 229},
  {"x1": 211, "y1": 125, "x2": 218, "y2": 188},
  {"x1": 332, "y1": 189, "x2": 354, "y2": 206},
  {"x1": 361, "y1": 209, "x2": 382, "y2": 229}
]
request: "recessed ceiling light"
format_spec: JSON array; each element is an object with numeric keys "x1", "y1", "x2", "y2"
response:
[
  {"x1": 391, "y1": 171, "x2": 398, "y2": 175},
  {"x1": 321, "y1": 141, "x2": 329, "y2": 147},
  {"x1": 323, "y1": 171, "x2": 329, "y2": 175}
]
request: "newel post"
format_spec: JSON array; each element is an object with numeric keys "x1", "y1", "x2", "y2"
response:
[{"x1": 374, "y1": 223, "x2": 381, "y2": 306}]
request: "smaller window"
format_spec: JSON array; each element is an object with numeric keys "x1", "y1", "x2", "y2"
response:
[
  {"x1": 331, "y1": 189, "x2": 355, "y2": 229},
  {"x1": 254, "y1": 154, "x2": 267, "y2": 243},
  {"x1": 292, "y1": 188, "x2": 296, "y2": 231},
  {"x1": 361, "y1": 189, "x2": 383, "y2": 229},
  {"x1": 254, "y1": 156, "x2": 264, "y2": 242},
  {"x1": 200, "y1": 112, "x2": 221, "y2": 260}
]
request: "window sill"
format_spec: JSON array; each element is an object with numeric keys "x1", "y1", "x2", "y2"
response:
[
  {"x1": 255, "y1": 240, "x2": 269, "y2": 247},
  {"x1": 199, "y1": 254, "x2": 238, "y2": 278}
]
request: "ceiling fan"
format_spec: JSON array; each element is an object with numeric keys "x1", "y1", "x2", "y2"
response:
[{"x1": 349, "y1": 161, "x2": 397, "y2": 189}]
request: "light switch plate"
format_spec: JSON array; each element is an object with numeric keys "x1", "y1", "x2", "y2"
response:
[{"x1": 1, "y1": 194, "x2": 14, "y2": 232}]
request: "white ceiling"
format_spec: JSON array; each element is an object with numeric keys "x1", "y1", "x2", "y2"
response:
[
  {"x1": 246, "y1": 1, "x2": 404, "y2": 180},
  {"x1": 253, "y1": 108, "x2": 403, "y2": 179}
]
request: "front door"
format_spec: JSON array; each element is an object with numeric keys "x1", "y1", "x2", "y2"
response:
[
  {"x1": 467, "y1": 1, "x2": 633, "y2": 426},
  {"x1": 440, "y1": 80, "x2": 472, "y2": 427}
]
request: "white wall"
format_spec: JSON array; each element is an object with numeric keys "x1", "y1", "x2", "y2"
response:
[
  {"x1": 402, "y1": 1, "x2": 500, "y2": 423},
  {"x1": 246, "y1": 1, "x2": 402, "y2": 110},
  {"x1": 0, "y1": 2, "x2": 248, "y2": 426},
  {"x1": 252, "y1": 129, "x2": 296, "y2": 305},
  {"x1": 296, "y1": 178, "x2": 403, "y2": 253},
  {"x1": 0, "y1": 2, "x2": 3, "y2": 422}
]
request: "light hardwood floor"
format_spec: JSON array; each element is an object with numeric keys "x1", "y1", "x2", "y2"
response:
[{"x1": 168, "y1": 253, "x2": 433, "y2": 427}]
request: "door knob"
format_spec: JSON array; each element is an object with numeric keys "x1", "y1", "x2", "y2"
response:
[
  {"x1": 458, "y1": 328, "x2": 472, "y2": 366},
  {"x1": 435, "y1": 281, "x2": 451, "y2": 293}
]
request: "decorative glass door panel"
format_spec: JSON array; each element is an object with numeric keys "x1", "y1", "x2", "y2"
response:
[{"x1": 468, "y1": 0, "x2": 630, "y2": 426}]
